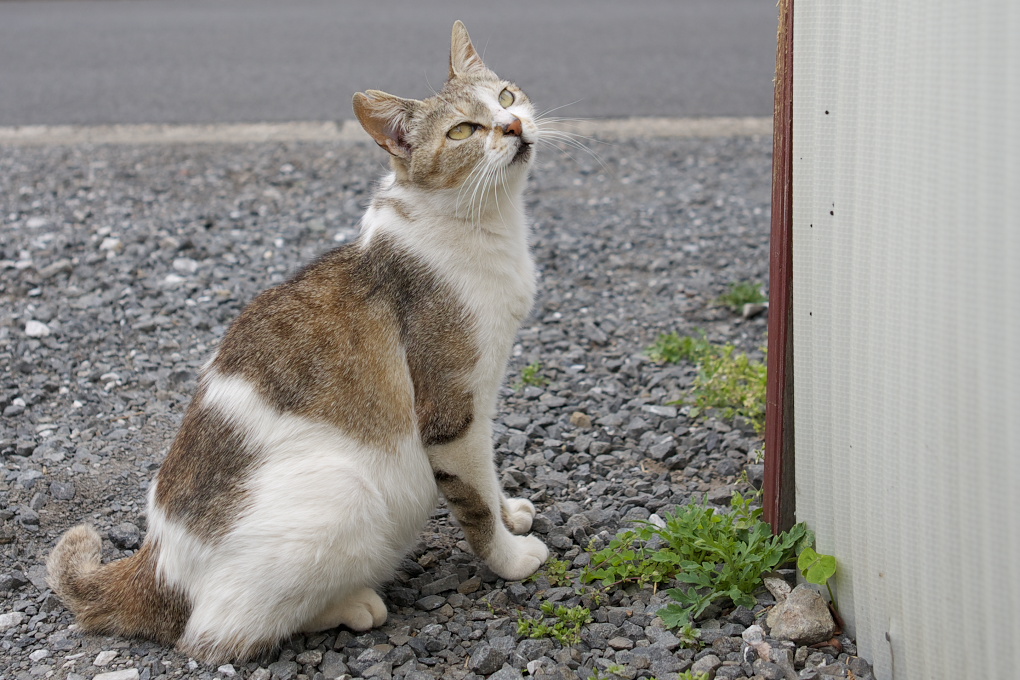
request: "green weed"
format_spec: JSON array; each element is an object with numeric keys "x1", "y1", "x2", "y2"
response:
[
  {"x1": 646, "y1": 331, "x2": 714, "y2": 365},
  {"x1": 518, "y1": 361, "x2": 550, "y2": 388},
  {"x1": 647, "y1": 331, "x2": 767, "y2": 433},
  {"x1": 676, "y1": 622, "x2": 702, "y2": 650},
  {"x1": 717, "y1": 281, "x2": 768, "y2": 312},
  {"x1": 582, "y1": 492, "x2": 810, "y2": 628},
  {"x1": 678, "y1": 671, "x2": 710, "y2": 680},
  {"x1": 517, "y1": 601, "x2": 593, "y2": 646},
  {"x1": 525, "y1": 557, "x2": 574, "y2": 587},
  {"x1": 798, "y1": 546, "x2": 838, "y2": 609},
  {"x1": 586, "y1": 665, "x2": 628, "y2": 680}
]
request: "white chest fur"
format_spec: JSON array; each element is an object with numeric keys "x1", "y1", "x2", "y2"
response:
[{"x1": 364, "y1": 177, "x2": 536, "y2": 409}]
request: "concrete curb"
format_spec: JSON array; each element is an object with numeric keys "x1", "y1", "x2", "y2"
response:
[{"x1": 0, "y1": 117, "x2": 772, "y2": 147}]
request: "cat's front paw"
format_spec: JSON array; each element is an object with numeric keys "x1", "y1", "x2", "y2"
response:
[
  {"x1": 503, "y1": 497, "x2": 537, "y2": 534},
  {"x1": 487, "y1": 534, "x2": 549, "y2": 581}
]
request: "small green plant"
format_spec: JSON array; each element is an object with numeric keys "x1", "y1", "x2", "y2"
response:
[
  {"x1": 681, "y1": 343, "x2": 767, "y2": 432},
  {"x1": 647, "y1": 331, "x2": 767, "y2": 433},
  {"x1": 582, "y1": 492, "x2": 809, "y2": 628},
  {"x1": 798, "y1": 546, "x2": 838, "y2": 609},
  {"x1": 677, "y1": 671, "x2": 710, "y2": 680},
  {"x1": 717, "y1": 281, "x2": 768, "y2": 312},
  {"x1": 676, "y1": 621, "x2": 702, "y2": 650},
  {"x1": 517, "y1": 601, "x2": 592, "y2": 646},
  {"x1": 526, "y1": 557, "x2": 574, "y2": 587},
  {"x1": 518, "y1": 361, "x2": 549, "y2": 388},
  {"x1": 646, "y1": 331, "x2": 714, "y2": 365},
  {"x1": 587, "y1": 665, "x2": 629, "y2": 680}
]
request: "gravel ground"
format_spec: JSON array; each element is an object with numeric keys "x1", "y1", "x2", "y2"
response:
[{"x1": 0, "y1": 134, "x2": 875, "y2": 680}]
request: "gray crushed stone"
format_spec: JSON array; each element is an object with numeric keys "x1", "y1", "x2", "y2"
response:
[{"x1": 0, "y1": 135, "x2": 875, "y2": 680}]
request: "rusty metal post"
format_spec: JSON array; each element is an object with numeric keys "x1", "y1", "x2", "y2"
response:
[{"x1": 764, "y1": 0, "x2": 796, "y2": 533}]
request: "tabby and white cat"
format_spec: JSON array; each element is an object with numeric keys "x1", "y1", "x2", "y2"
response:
[{"x1": 47, "y1": 21, "x2": 549, "y2": 663}]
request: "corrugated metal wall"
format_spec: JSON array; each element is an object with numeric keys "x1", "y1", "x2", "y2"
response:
[{"x1": 792, "y1": 2, "x2": 1019, "y2": 678}]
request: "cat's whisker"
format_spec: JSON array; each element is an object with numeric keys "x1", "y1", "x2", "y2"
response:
[
  {"x1": 535, "y1": 98, "x2": 585, "y2": 119},
  {"x1": 535, "y1": 128, "x2": 609, "y2": 172},
  {"x1": 535, "y1": 121, "x2": 609, "y2": 147},
  {"x1": 466, "y1": 155, "x2": 498, "y2": 225},
  {"x1": 538, "y1": 140, "x2": 584, "y2": 167},
  {"x1": 471, "y1": 157, "x2": 495, "y2": 223},
  {"x1": 492, "y1": 165, "x2": 505, "y2": 227},
  {"x1": 456, "y1": 160, "x2": 489, "y2": 221}
]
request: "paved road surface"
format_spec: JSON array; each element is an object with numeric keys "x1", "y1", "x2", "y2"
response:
[{"x1": 0, "y1": 0, "x2": 779, "y2": 126}]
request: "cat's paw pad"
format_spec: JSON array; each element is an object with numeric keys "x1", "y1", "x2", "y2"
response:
[
  {"x1": 503, "y1": 497, "x2": 537, "y2": 534},
  {"x1": 487, "y1": 534, "x2": 549, "y2": 581}
]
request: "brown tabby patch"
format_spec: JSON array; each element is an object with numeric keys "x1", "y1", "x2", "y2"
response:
[
  {"x1": 154, "y1": 389, "x2": 259, "y2": 540},
  {"x1": 212, "y1": 233, "x2": 477, "y2": 448},
  {"x1": 434, "y1": 470, "x2": 496, "y2": 557}
]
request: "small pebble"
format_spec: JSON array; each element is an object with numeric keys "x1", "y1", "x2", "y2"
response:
[{"x1": 94, "y1": 650, "x2": 118, "y2": 666}]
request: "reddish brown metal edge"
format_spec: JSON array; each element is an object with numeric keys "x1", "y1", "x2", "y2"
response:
[{"x1": 764, "y1": 0, "x2": 796, "y2": 533}]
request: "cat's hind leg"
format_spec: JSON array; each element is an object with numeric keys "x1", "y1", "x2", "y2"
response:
[{"x1": 304, "y1": 587, "x2": 387, "y2": 633}]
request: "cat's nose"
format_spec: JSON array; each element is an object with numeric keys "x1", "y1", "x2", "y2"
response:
[{"x1": 501, "y1": 117, "x2": 523, "y2": 136}]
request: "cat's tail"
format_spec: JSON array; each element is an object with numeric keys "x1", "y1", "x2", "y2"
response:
[{"x1": 46, "y1": 525, "x2": 190, "y2": 646}]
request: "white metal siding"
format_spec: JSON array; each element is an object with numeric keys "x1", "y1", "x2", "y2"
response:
[{"x1": 792, "y1": 2, "x2": 1019, "y2": 678}]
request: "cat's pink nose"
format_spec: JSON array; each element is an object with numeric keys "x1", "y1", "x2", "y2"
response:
[{"x1": 502, "y1": 117, "x2": 522, "y2": 136}]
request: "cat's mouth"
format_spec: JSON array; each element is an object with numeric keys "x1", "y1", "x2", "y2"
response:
[{"x1": 510, "y1": 140, "x2": 533, "y2": 165}]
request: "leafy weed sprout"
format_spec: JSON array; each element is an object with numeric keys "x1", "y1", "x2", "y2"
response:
[
  {"x1": 678, "y1": 672, "x2": 711, "y2": 680},
  {"x1": 716, "y1": 281, "x2": 768, "y2": 312},
  {"x1": 518, "y1": 361, "x2": 549, "y2": 388},
  {"x1": 798, "y1": 546, "x2": 838, "y2": 608},
  {"x1": 647, "y1": 331, "x2": 767, "y2": 433},
  {"x1": 518, "y1": 491, "x2": 831, "y2": 643},
  {"x1": 524, "y1": 556, "x2": 573, "y2": 587},
  {"x1": 581, "y1": 491, "x2": 810, "y2": 627},
  {"x1": 517, "y1": 601, "x2": 592, "y2": 645}
]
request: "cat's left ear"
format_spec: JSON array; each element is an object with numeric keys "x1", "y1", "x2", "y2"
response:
[
  {"x1": 449, "y1": 20, "x2": 487, "y2": 79},
  {"x1": 353, "y1": 90, "x2": 418, "y2": 160}
]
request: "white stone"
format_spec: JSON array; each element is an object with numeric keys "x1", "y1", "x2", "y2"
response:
[
  {"x1": 29, "y1": 649, "x2": 51, "y2": 662},
  {"x1": 217, "y1": 664, "x2": 237, "y2": 676},
  {"x1": 26, "y1": 217, "x2": 49, "y2": 229},
  {"x1": 173, "y1": 257, "x2": 199, "y2": 274},
  {"x1": 0, "y1": 611, "x2": 24, "y2": 630},
  {"x1": 764, "y1": 576, "x2": 792, "y2": 602},
  {"x1": 98, "y1": 237, "x2": 122, "y2": 252},
  {"x1": 25, "y1": 320, "x2": 50, "y2": 337},
  {"x1": 93, "y1": 650, "x2": 118, "y2": 666},
  {"x1": 162, "y1": 274, "x2": 186, "y2": 286},
  {"x1": 766, "y1": 583, "x2": 836, "y2": 645},
  {"x1": 93, "y1": 670, "x2": 139, "y2": 680},
  {"x1": 742, "y1": 301, "x2": 769, "y2": 319},
  {"x1": 642, "y1": 404, "x2": 678, "y2": 418},
  {"x1": 741, "y1": 624, "x2": 765, "y2": 644}
]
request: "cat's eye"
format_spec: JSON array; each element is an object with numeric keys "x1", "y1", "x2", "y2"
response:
[
  {"x1": 447, "y1": 123, "x2": 476, "y2": 140},
  {"x1": 499, "y1": 88, "x2": 515, "y2": 108}
]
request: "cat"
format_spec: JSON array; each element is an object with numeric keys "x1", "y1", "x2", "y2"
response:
[{"x1": 46, "y1": 21, "x2": 549, "y2": 664}]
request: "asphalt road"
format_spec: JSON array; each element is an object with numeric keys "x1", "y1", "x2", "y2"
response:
[{"x1": 0, "y1": 0, "x2": 779, "y2": 126}]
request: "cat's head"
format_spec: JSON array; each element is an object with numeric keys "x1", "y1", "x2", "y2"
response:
[{"x1": 353, "y1": 21, "x2": 536, "y2": 195}]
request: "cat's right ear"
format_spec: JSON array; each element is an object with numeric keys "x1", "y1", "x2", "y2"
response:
[
  {"x1": 449, "y1": 20, "x2": 487, "y2": 79},
  {"x1": 353, "y1": 90, "x2": 418, "y2": 161}
]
